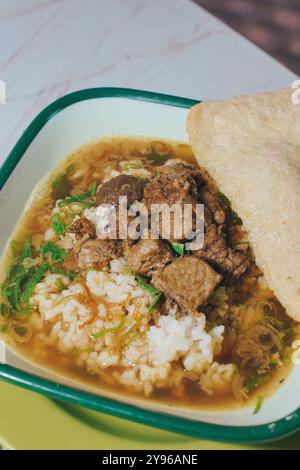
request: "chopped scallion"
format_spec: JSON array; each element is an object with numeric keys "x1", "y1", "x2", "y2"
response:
[
  {"x1": 253, "y1": 395, "x2": 264, "y2": 414},
  {"x1": 39, "y1": 242, "x2": 67, "y2": 261},
  {"x1": 55, "y1": 278, "x2": 67, "y2": 292},
  {"x1": 135, "y1": 275, "x2": 160, "y2": 295},
  {"x1": 51, "y1": 213, "x2": 67, "y2": 236},
  {"x1": 244, "y1": 374, "x2": 267, "y2": 393},
  {"x1": 20, "y1": 262, "x2": 49, "y2": 303},
  {"x1": 50, "y1": 267, "x2": 78, "y2": 279},
  {"x1": 148, "y1": 293, "x2": 162, "y2": 313},
  {"x1": 92, "y1": 318, "x2": 126, "y2": 340},
  {"x1": 171, "y1": 242, "x2": 186, "y2": 256}
]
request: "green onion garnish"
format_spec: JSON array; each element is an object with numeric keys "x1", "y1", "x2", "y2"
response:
[
  {"x1": 51, "y1": 213, "x2": 67, "y2": 236},
  {"x1": 55, "y1": 278, "x2": 67, "y2": 292},
  {"x1": 39, "y1": 242, "x2": 67, "y2": 261},
  {"x1": 171, "y1": 242, "x2": 185, "y2": 256},
  {"x1": 135, "y1": 275, "x2": 160, "y2": 295},
  {"x1": 244, "y1": 374, "x2": 267, "y2": 393},
  {"x1": 50, "y1": 267, "x2": 78, "y2": 279},
  {"x1": 92, "y1": 318, "x2": 126, "y2": 340},
  {"x1": 253, "y1": 395, "x2": 264, "y2": 414},
  {"x1": 57, "y1": 182, "x2": 97, "y2": 209},
  {"x1": 20, "y1": 262, "x2": 49, "y2": 304},
  {"x1": 148, "y1": 293, "x2": 162, "y2": 313}
]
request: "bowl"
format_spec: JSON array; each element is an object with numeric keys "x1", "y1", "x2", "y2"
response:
[{"x1": 0, "y1": 87, "x2": 299, "y2": 443}]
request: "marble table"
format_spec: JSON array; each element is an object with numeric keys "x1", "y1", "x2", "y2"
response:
[{"x1": 0, "y1": 0, "x2": 297, "y2": 167}]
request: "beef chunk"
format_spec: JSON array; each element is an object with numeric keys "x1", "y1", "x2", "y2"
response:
[
  {"x1": 95, "y1": 175, "x2": 145, "y2": 207},
  {"x1": 143, "y1": 164, "x2": 203, "y2": 241},
  {"x1": 195, "y1": 223, "x2": 250, "y2": 278},
  {"x1": 127, "y1": 239, "x2": 173, "y2": 277},
  {"x1": 144, "y1": 164, "x2": 202, "y2": 207},
  {"x1": 158, "y1": 163, "x2": 204, "y2": 185},
  {"x1": 77, "y1": 239, "x2": 120, "y2": 270},
  {"x1": 152, "y1": 256, "x2": 222, "y2": 311},
  {"x1": 194, "y1": 186, "x2": 250, "y2": 278},
  {"x1": 70, "y1": 217, "x2": 96, "y2": 239}
]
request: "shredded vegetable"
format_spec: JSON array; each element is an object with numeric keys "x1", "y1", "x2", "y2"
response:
[
  {"x1": 92, "y1": 318, "x2": 126, "y2": 339},
  {"x1": 148, "y1": 293, "x2": 162, "y2": 312},
  {"x1": 57, "y1": 181, "x2": 97, "y2": 209},
  {"x1": 171, "y1": 242, "x2": 186, "y2": 256},
  {"x1": 0, "y1": 238, "x2": 63, "y2": 314},
  {"x1": 50, "y1": 267, "x2": 78, "y2": 279},
  {"x1": 51, "y1": 213, "x2": 67, "y2": 236},
  {"x1": 244, "y1": 374, "x2": 267, "y2": 393},
  {"x1": 253, "y1": 395, "x2": 264, "y2": 414},
  {"x1": 39, "y1": 242, "x2": 67, "y2": 261},
  {"x1": 55, "y1": 278, "x2": 67, "y2": 292},
  {"x1": 135, "y1": 274, "x2": 160, "y2": 295},
  {"x1": 20, "y1": 262, "x2": 49, "y2": 303}
]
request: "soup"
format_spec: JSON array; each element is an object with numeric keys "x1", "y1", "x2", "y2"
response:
[{"x1": 0, "y1": 138, "x2": 297, "y2": 411}]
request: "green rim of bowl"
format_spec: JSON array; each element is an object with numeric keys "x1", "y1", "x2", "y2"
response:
[{"x1": 0, "y1": 87, "x2": 299, "y2": 444}]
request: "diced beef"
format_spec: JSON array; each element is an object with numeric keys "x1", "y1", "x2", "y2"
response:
[
  {"x1": 143, "y1": 164, "x2": 203, "y2": 241},
  {"x1": 70, "y1": 217, "x2": 96, "y2": 239},
  {"x1": 194, "y1": 185, "x2": 250, "y2": 278},
  {"x1": 63, "y1": 238, "x2": 120, "y2": 272},
  {"x1": 95, "y1": 175, "x2": 145, "y2": 207},
  {"x1": 91, "y1": 164, "x2": 250, "y2": 280},
  {"x1": 77, "y1": 239, "x2": 120, "y2": 270},
  {"x1": 195, "y1": 223, "x2": 250, "y2": 278},
  {"x1": 152, "y1": 256, "x2": 222, "y2": 311},
  {"x1": 143, "y1": 164, "x2": 202, "y2": 207},
  {"x1": 127, "y1": 239, "x2": 173, "y2": 277},
  {"x1": 158, "y1": 163, "x2": 204, "y2": 187}
]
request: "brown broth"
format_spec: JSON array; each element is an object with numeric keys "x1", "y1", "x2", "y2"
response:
[
  {"x1": 15, "y1": 335, "x2": 290, "y2": 412},
  {"x1": 0, "y1": 137, "x2": 294, "y2": 412}
]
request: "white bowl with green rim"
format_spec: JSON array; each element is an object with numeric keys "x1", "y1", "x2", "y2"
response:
[{"x1": 0, "y1": 88, "x2": 299, "y2": 444}]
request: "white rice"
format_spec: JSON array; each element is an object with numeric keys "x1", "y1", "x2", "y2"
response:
[{"x1": 30, "y1": 257, "x2": 234, "y2": 397}]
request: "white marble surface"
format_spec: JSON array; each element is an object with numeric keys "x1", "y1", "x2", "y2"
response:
[{"x1": 0, "y1": 0, "x2": 297, "y2": 166}]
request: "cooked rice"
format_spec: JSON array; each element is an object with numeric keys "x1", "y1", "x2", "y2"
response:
[{"x1": 30, "y1": 255, "x2": 234, "y2": 397}]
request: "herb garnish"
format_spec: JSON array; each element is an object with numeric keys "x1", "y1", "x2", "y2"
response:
[
  {"x1": 135, "y1": 274, "x2": 162, "y2": 312},
  {"x1": 39, "y1": 242, "x2": 67, "y2": 261},
  {"x1": 218, "y1": 191, "x2": 243, "y2": 225},
  {"x1": 244, "y1": 374, "x2": 267, "y2": 393},
  {"x1": 51, "y1": 213, "x2": 67, "y2": 236},
  {"x1": 135, "y1": 275, "x2": 160, "y2": 295},
  {"x1": 57, "y1": 181, "x2": 97, "y2": 209},
  {"x1": 171, "y1": 242, "x2": 186, "y2": 256},
  {"x1": 0, "y1": 237, "x2": 70, "y2": 317},
  {"x1": 253, "y1": 395, "x2": 264, "y2": 414}
]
